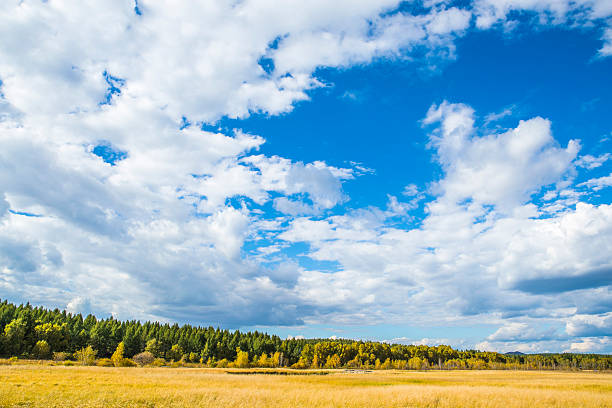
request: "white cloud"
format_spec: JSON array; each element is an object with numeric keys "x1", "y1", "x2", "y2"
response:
[
  {"x1": 473, "y1": 0, "x2": 612, "y2": 29},
  {"x1": 66, "y1": 297, "x2": 93, "y2": 316},
  {"x1": 0, "y1": 193, "x2": 8, "y2": 218},
  {"x1": 242, "y1": 155, "x2": 353, "y2": 215},
  {"x1": 471, "y1": 0, "x2": 612, "y2": 56},
  {"x1": 426, "y1": 7, "x2": 472, "y2": 35},
  {"x1": 579, "y1": 172, "x2": 612, "y2": 191},
  {"x1": 486, "y1": 322, "x2": 559, "y2": 342},
  {"x1": 484, "y1": 106, "x2": 514, "y2": 124},
  {"x1": 567, "y1": 337, "x2": 611, "y2": 353},
  {"x1": 391, "y1": 337, "x2": 460, "y2": 347},
  {"x1": 424, "y1": 101, "x2": 579, "y2": 212},
  {"x1": 575, "y1": 153, "x2": 610, "y2": 169},
  {"x1": 287, "y1": 335, "x2": 305, "y2": 340},
  {"x1": 601, "y1": 28, "x2": 612, "y2": 56},
  {"x1": 567, "y1": 313, "x2": 612, "y2": 337}
]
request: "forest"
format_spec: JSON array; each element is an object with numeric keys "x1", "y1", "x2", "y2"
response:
[{"x1": 1, "y1": 299, "x2": 611, "y2": 370}]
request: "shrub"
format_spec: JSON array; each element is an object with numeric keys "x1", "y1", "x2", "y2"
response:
[
  {"x1": 150, "y1": 358, "x2": 166, "y2": 367},
  {"x1": 133, "y1": 352, "x2": 155, "y2": 366},
  {"x1": 216, "y1": 358, "x2": 229, "y2": 368},
  {"x1": 121, "y1": 358, "x2": 137, "y2": 367},
  {"x1": 170, "y1": 360, "x2": 185, "y2": 368},
  {"x1": 63, "y1": 360, "x2": 76, "y2": 366},
  {"x1": 8, "y1": 356, "x2": 18, "y2": 364},
  {"x1": 74, "y1": 346, "x2": 97, "y2": 366},
  {"x1": 32, "y1": 340, "x2": 52, "y2": 360},
  {"x1": 97, "y1": 358, "x2": 114, "y2": 367},
  {"x1": 53, "y1": 351, "x2": 69, "y2": 362}
]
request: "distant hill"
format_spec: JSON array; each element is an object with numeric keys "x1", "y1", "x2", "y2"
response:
[{"x1": 504, "y1": 351, "x2": 526, "y2": 356}]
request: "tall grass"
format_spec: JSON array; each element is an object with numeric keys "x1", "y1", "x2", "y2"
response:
[{"x1": 1, "y1": 365, "x2": 611, "y2": 407}]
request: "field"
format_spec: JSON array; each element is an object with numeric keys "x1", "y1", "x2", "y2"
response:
[{"x1": 1, "y1": 365, "x2": 611, "y2": 408}]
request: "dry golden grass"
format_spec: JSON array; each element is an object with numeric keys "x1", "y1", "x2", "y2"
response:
[{"x1": 1, "y1": 365, "x2": 611, "y2": 407}]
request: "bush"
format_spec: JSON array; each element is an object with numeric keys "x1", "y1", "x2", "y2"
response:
[
  {"x1": 121, "y1": 358, "x2": 137, "y2": 367},
  {"x1": 216, "y1": 358, "x2": 229, "y2": 368},
  {"x1": 8, "y1": 356, "x2": 18, "y2": 364},
  {"x1": 74, "y1": 346, "x2": 97, "y2": 366},
  {"x1": 188, "y1": 352, "x2": 199, "y2": 363},
  {"x1": 63, "y1": 360, "x2": 76, "y2": 366},
  {"x1": 96, "y1": 358, "x2": 114, "y2": 367},
  {"x1": 150, "y1": 358, "x2": 166, "y2": 367},
  {"x1": 32, "y1": 340, "x2": 51, "y2": 360},
  {"x1": 133, "y1": 352, "x2": 155, "y2": 366},
  {"x1": 113, "y1": 358, "x2": 137, "y2": 367},
  {"x1": 170, "y1": 358, "x2": 187, "y2": 367},
  {"x1": 53, "y1": 351, "x2": 69, "y2": 362}
]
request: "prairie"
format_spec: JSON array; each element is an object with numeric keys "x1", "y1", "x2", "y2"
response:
[{"x1": 1, "y1": 365, "x2": 611, "y2": 407}]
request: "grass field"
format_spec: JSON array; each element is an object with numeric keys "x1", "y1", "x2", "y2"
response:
[{"x1": 1, "y1": 365, "x2": 611, "y2": 407}]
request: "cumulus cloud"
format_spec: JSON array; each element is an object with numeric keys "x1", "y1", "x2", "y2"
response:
[
  {"x1": 242, "y1": 155, "x2": 353, "y2": 215},
  {"x1": 276, "y1": 102, "x2": 612, "y2": 345},
  {"x1": 424, "y1": 101, "x2": 579, "y2": 211}
]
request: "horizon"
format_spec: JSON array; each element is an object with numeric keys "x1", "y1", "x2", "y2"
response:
[
  {"x1": 1, "y1": 298, "x2": 608, "y2": 356},
  {"x1": 0, "y1": 0, "x2": 611, "y2": 355}
]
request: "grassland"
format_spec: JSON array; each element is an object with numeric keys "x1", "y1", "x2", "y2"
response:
[{"x1": 1, "y1": 364, "x2": 611, "y2": 408}]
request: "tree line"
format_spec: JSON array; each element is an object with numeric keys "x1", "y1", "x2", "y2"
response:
[{"x1": 1, "y1": 299, "x2": 611, "y2": 370}]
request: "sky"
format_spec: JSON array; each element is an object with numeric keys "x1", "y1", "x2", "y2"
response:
[{"x1": 0, "y1": 0, "x2": 611, "y2": 354}]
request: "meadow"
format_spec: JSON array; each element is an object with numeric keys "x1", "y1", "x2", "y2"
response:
[{"x1": 1, "y1": 365, "x2": 611, "y2": 408}]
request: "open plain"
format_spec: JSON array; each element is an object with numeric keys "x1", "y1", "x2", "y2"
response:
[{"x1": 1, "y1": 365, "x2": 611, "y2": 408}]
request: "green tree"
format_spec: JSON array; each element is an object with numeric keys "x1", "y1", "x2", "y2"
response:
[
  {"x1": 145, "y1": 338, "x2": 162, "y2": 357},
  {"x1": 31, "y1": 340, "x2": 51, "y2": 359},
  {"x1": 167, "y1": 344, "x2": 183, "y2": 361},
  {"x1": 3, "y1": 318, "x2": 27, "y2": 356},
  {"x1": 35, "y1": 322, "x2": 69, "y2": 352},
  {"x1": 122, "y1": 326, "x2": 140, "y2": 357},
  {"x1": 89, "y1": 321, "x2": 113, "y2": 357}
]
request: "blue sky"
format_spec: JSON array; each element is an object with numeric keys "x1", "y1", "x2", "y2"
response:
[{"x1": 0, "y1": 0, "x2": 611, "y2": 353}]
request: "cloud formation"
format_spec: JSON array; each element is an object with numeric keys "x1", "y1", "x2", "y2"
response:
[
  {"x1": 0, "y1": 1, "x2": 611, "y2": 351},
  {"x1": 279, "y1": 102, "x2": 612, "y2": 351}
]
